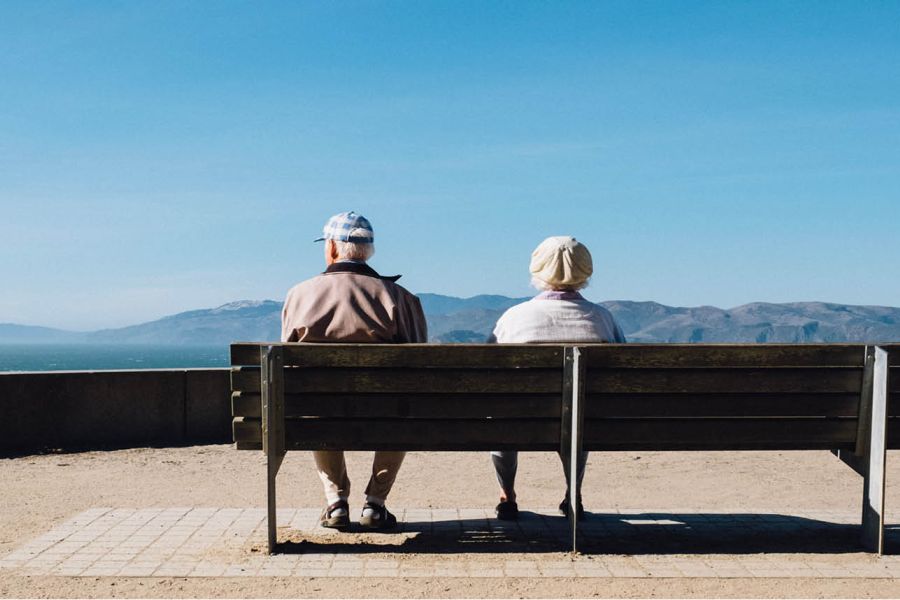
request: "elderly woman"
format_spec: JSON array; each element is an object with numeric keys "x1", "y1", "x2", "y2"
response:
[{"x1": 488, "y1": 236, "x2": 625, "y2": 521}]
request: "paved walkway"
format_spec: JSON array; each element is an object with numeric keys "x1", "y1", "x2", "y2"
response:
[{"x1": 1, "y1": 508, "x2": 898, "y2": 578}]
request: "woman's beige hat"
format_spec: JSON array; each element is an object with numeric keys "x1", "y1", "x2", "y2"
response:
[{"x1": 529, "y1": 236, "x2": 593, "y2": 289}]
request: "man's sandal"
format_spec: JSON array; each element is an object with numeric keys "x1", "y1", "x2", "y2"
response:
[
  {"x1": 320, "y1": 499, "x2": 351, "y2": 530},
  {"x1": 359, "y1": 502, "x2": 398, "y2": 530}
]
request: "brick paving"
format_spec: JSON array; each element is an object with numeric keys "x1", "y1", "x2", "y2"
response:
[{"x1": 1, "y1": 508, "x2": 898, "y2": 578}]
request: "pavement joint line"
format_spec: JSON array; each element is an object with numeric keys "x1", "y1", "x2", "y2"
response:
[{"x1": 2, "y1": 507, "x2": 898, "y2": 578}]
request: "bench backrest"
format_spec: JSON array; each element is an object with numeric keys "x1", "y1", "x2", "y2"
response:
[
  {"x1": 231, "y1": 343, "x2": 897, "y2": 452},
  {"x1": 231, "y1": 343, "x2": 567, "y2": 452},
  {"x1": 580, "y1": 345, "x2": 868, "y2": 451}
]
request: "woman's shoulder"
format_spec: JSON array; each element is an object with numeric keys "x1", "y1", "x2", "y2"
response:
[
  {"x1": 496, "y1": 297, "x2": 545, "y2": 322},
  {"x1": 584, "y1": 303, "x2": 626, "y2": 342},
  {"x1": 586, "y1": 302, "x2": 616, "y2": 318}
]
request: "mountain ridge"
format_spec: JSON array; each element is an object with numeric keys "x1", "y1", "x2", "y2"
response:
[{"x1": 3, "y1": 295, "x2": 900, "y2": 344}]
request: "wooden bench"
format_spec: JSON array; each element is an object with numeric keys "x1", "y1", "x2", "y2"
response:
[{"x1": 230, "y1": 343, "x2": 897, "y2": 554}]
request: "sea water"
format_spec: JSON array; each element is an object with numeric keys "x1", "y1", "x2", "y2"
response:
[{"x1": 0, "y1": 344, "x2": 230, "y2": 372}]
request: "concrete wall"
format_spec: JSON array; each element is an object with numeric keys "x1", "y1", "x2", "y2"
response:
[{"x1": 0, "y1": 369, "x2": 231, "y2": 455}]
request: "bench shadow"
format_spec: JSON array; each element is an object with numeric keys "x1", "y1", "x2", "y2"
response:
[{"x1": 274, "y1": 511, "x2": 900, "y2": 556}]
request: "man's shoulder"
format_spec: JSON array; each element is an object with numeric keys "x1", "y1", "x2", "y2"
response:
[
  {"x1": 380, "y1": 280, "x2": 424, "y2": 314},
  {"x1": 383, "y1": 278, "x2": 417, "y2": 297},
  {"x1": 285, "y1": 274, "x2": 328, "y2": 296},
  {"x1": 287, "y1": 272, "x2": 421, "y2": 303}
]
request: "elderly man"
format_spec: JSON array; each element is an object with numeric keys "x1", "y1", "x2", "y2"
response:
[
  {"x1": 281, "y1": 211, "x2": 427, "y2": 530},
  {"x1": 487, "y1": 236, "x2": 625, "y2": 521}
]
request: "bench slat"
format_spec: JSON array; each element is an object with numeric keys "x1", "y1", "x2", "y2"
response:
[
  {"x1": 233, "y1": 416, "x2": 857, "y2": 451},
  {"x1": 231, "y1": 343, "x2": 869, "y2": 367},
  {"x1": 587, "y1": 368, "x2": 862, "y2": 394},
  {"x1": 231, "y1": 367, "x2": 259, "y2": 394},
  {"x1": 233, "y1": 417, "x2": 561, "y2": 451},
  {"x1": 231, "y1": 343, "x2": 564, "y2": 368},
  {"x1": 231, "y1": 344, "x2": 259, "y2": 366},
  {"x1": 232, "y1": 417, "x2": 258, "y2": 449},
  {"x1": 883, "y1": 344, "x2": 900, "y2": 366},
  {"x1": 585, "y1": 393, "x2": 860, "y2": 418},
  {"x1": 233, "y1": 392, "x2": 561, "y2": 419},
  {"x1": 233, "y1": 367, "x2": 563, "y2": 395},
  {"x1": 582, "y1": 417, "x2": 858, "y2": 450},
  {"x1": 234, "y1": 366, "x2": 862, "y2": 395},
  {"x1": 232, "y1": 392, "x2": 859, "y2": 419},
  {"x1": 581, "y1": 344, "x2": 865, "y2": 367}
]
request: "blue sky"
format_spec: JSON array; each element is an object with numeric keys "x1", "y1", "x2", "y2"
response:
[{"x1": 1, "y1": 1, "x2": 899, "y2": 329}]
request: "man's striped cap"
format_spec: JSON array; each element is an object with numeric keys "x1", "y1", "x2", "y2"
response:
[{"x1": 314, "y1": 211, "x2": 374, "y2": 243}]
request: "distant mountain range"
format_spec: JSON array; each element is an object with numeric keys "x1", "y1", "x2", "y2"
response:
[{"x1": 2, "y1": 294, "x2": 899, "y2": 344}]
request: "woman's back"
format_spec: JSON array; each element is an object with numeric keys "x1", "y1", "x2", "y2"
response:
[{"x1": 489, "y1": 290, "x2": 625, "y2": 344}]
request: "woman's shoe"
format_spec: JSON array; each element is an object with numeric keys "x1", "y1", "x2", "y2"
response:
[
  {"x1": 495, "y1": 500, "x2": 519, "y2": 521},
  {"x1": 558, "y1": 496, "x2": 586, "y2": 520}
]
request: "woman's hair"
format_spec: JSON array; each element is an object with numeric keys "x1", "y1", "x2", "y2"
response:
[
  {"x1": 333, "y1": 240, "x2": 375, "y2": 261},
  {"x1": 530, "y1": 276, "x2": 590, "y2": 292}
]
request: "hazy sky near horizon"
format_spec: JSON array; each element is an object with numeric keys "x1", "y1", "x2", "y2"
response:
[{"x1": 2, "y1": 1, "x2": 899, "y2": 330}]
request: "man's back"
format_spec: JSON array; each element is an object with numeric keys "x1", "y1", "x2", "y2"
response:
[{"x1": 281, "y1": 261, "x2": 427, "y2": 344}]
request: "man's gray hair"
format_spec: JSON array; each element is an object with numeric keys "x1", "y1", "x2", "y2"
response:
[{"x1": 334, "y1": 240, "x2": 375, "y2": 262}]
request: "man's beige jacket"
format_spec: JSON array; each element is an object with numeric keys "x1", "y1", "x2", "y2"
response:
[{"x1": 281, "y1": 261, "x2": 428, "y2": 344}]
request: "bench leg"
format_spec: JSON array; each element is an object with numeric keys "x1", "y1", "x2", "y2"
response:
[
  {"x1": 261, "y1": 345, "x2": 286, "y2": 554},
  {"x1": 861, "y1": 347, "x2": 889, "y2": 555},
  {"x1": 561, "y1": 347, "x2": 585, "y2": 553},
  {"x1": 267, "y1": 451, "x2": 285, "y2": 554},
  {"x1": 835, "y1": 346, "x2": 888, "y2": 554}
]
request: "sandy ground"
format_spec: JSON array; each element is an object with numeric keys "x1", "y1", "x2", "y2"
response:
[{"x1": 1, "y1": 445, "x2": 899, "y2": 598}]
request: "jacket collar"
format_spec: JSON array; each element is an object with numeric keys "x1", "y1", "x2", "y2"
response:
[
  {"x1": 324, "y1": 261, "x2": 402, "y2": 282},
  {"x1": 535, "y1": 290, "x2": 585, "y2": 301}
]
